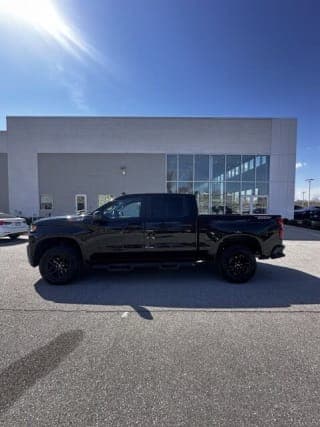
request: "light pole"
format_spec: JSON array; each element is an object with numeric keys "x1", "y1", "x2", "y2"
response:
[
  {"x1": 302, "y1": 191, "x2": 306, "y2": 207},
  {"x1": 305, "y1": 179, "x2": 315, "y2": 207}
]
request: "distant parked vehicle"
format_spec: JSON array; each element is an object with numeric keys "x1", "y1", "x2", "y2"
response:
[
  {"x1": 294, "y1": 205, "x2": 304, "y2": 211},
  {"x1": 0, "y1": 212, "x2": 29, "y2": 239},
  {"x1": 294, "y1": 207, "x2": 320, "y2": 228}
]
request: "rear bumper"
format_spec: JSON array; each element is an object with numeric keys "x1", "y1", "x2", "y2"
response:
[{"x1": 270, "y1": 245, "x2": 285, "y2": 259}]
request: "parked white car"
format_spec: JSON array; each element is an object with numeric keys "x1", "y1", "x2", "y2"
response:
[{"x1": 0, "y1": 212, "x2": 29, "y2": 239}]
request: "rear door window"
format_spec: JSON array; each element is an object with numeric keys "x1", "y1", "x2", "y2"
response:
[{"x1": 148, "y1": 196, "x2": 191, "y2": 220}]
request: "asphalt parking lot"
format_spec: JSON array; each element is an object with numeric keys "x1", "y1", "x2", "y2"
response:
[{"x1": 1, "y1": 225, "x2": 320, "y2": 426}]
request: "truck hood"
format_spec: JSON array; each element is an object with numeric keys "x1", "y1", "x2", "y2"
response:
[{"x1": 34, "y1": 214, "x2": 89, "y2": 226}]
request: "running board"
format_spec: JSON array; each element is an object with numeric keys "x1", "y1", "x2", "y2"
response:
[{"x1": 92, "y1": 261, "x2": 203, "y2": 272}]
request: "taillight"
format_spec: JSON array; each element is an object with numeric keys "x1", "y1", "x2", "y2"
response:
[{"x1": 277, "y1": 217, "x2": 284, "y2": 240}]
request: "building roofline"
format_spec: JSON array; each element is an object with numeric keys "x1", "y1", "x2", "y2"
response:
[{"x1": 6, "y1": 115, "x2": 297, "y2": 120}]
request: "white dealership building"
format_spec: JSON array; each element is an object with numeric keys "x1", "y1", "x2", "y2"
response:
[{"x1": 0, "y1": 116, "x2": 296, "y2": 218}]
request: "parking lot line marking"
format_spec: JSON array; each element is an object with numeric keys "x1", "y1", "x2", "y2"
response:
[{"x1": 121, "y1": 311, "x2": 129, "y2": 318}]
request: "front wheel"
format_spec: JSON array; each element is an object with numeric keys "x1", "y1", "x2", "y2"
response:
[
  {"x1": 219, "y1": 245, "x2": 256, "y2": 283},
  {"x1": 39, "y1": 245, "x2": 81, "y2": 285}
]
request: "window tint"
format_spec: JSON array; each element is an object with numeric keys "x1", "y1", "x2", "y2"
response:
[
  {"x1": 149, "y1": 196, "x2": 191, "y2": 219},
  {"x1": 121, "y1": 201, "x2": 141, "y2": 217}
]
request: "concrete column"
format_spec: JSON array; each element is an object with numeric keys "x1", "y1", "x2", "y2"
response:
[
  {"x1": 269, "y1": 119, "x2": 297, "y2": 218},
  {"x1": 7, "y1": 150, "x2": 39, "y2": 217}
]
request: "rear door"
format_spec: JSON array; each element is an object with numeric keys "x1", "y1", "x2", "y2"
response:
[{"x1": 144, "y1": 195, "x2": 197, "y2": 261}]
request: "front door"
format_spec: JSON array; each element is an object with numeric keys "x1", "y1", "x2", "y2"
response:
[{"x1": 89, "y1": 196, "x2": 146, "y2": 263}]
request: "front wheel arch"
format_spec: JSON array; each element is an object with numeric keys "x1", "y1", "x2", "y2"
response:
[{"x1": 34, "y1": 237, "x2": 83, "y2": 266}]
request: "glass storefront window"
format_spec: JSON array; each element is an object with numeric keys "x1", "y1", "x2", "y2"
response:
[
  {"x1": 255, "y1": 182, "x2": 269, "y2": 195},
  {"x1": 166, "y1": 154, "x2": 270, "y2": 214},
  {"x1": 194, "y1": 182, "x2": 209, "y2": 214},
  {"x1": 167, "y1": 155, "x2": 177, "y2": 181},
  {"x1": 253, "y1": 196, "x2": 268, "y2": 214},
  {"x1": 178, "y1": 182, "x2": 193, "y2": 194},
  {"x1": 226, "y1": 155, "x2": 241, "y2": 182},
  {"x1": 256, "y1": 155, "x2": 269, "y2": 181},
  {"x1": 211, "y1": 155, "x2": 225, "y2": 182},
  {"x1": 167, "y1": 182, "x2": 177, "y2": 193},
  {"x1": 195, "y1": 155, "x2": 209, "y2": 181},
  {"x1": 241, "y1": 182, "x2": 255, "y2": 196},
  {"x1": 242, "y1": 155, "x2": 255, "y2": 181},
  {"x1": 226, "y1": 182, "x2": 241, "y2": 214},
  {"x1": 211, "y1": 182, "x2": 225, "y2": 214},
  {"x1": 178, "y1": 155, "x2": 193, "y2": 181}
]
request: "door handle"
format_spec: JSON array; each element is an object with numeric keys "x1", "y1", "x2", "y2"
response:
[{"x1": 146, "y1": 230, "x2": 156, "y2": 240}]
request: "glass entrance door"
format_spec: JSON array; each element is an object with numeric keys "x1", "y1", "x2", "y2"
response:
[{"x1": 75, "y1": 194, "x2": 87, "y2": 213}]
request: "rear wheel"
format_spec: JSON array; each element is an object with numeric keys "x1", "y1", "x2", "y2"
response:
[
  {"x1": 219, "y1": 245, "x2": 256, "y2": 283},
  {"x1": 39, "y1": 245, "x2": 81, "y2": 285}
]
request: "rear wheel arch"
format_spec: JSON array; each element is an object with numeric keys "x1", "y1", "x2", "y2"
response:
[{"x1": 215, "y1": 236, "x2": 261, "y2": 261}]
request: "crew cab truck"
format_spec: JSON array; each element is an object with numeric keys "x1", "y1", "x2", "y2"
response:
[{"x1": 27, "y1": 193, "x2": 285, "y2": 285}]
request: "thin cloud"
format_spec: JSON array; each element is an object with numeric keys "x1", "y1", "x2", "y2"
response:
[
  {"x1": 53, "y1": 64, "x2": 91, "y2": 113},
  {"x1": 296, "y1": 162, "x2": 307, "y2": 169}
]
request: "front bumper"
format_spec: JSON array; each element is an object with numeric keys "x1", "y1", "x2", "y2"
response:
[{"x1": 27, "y1": 242, "x2": 37, "y2": 267}]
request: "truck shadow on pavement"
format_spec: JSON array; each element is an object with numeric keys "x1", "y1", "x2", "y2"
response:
[{"x1": 34, "y1": 263, "x2": 320, "y2": 319}]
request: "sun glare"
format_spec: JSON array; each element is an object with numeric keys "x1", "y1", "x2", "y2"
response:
[{"x1": 0, "y1": 0, "x2": 96, "y2": 60}]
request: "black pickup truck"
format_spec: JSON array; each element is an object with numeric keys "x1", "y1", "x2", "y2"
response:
[{"x1": 27, "y1": 193, "x2": 285, "y2": 285}]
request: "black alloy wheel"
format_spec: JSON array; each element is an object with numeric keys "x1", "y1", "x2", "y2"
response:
[
  {"x1": 39, "y1": 245, "x2": 81, "y2": 285},
  {"x1": 220, "y1": 245, "x2": 256, "y2": 283}
]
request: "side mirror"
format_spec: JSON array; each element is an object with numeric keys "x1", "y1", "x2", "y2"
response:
[{"x1": 93, "y1": 211, "x2": 104, "y2": 222}]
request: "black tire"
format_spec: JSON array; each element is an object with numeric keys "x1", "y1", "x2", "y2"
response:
[
  {"x1": 9, "y1": 234, "x2": 20, "y2": 240},
  {"x1": 39, "y1": 245, "x2": 81, "y2": 285},
  {"x1": 219, "y1": 245, "x2": 256, "y2": 283}
]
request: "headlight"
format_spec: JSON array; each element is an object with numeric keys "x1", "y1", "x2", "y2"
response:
[{"x1": 30, "y1": 224, "x2": 37, "y2": 232}]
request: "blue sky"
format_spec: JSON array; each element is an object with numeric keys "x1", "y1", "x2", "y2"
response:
[{"x1": 0, "y1": 0, "x2": 319, "y2": 198}]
